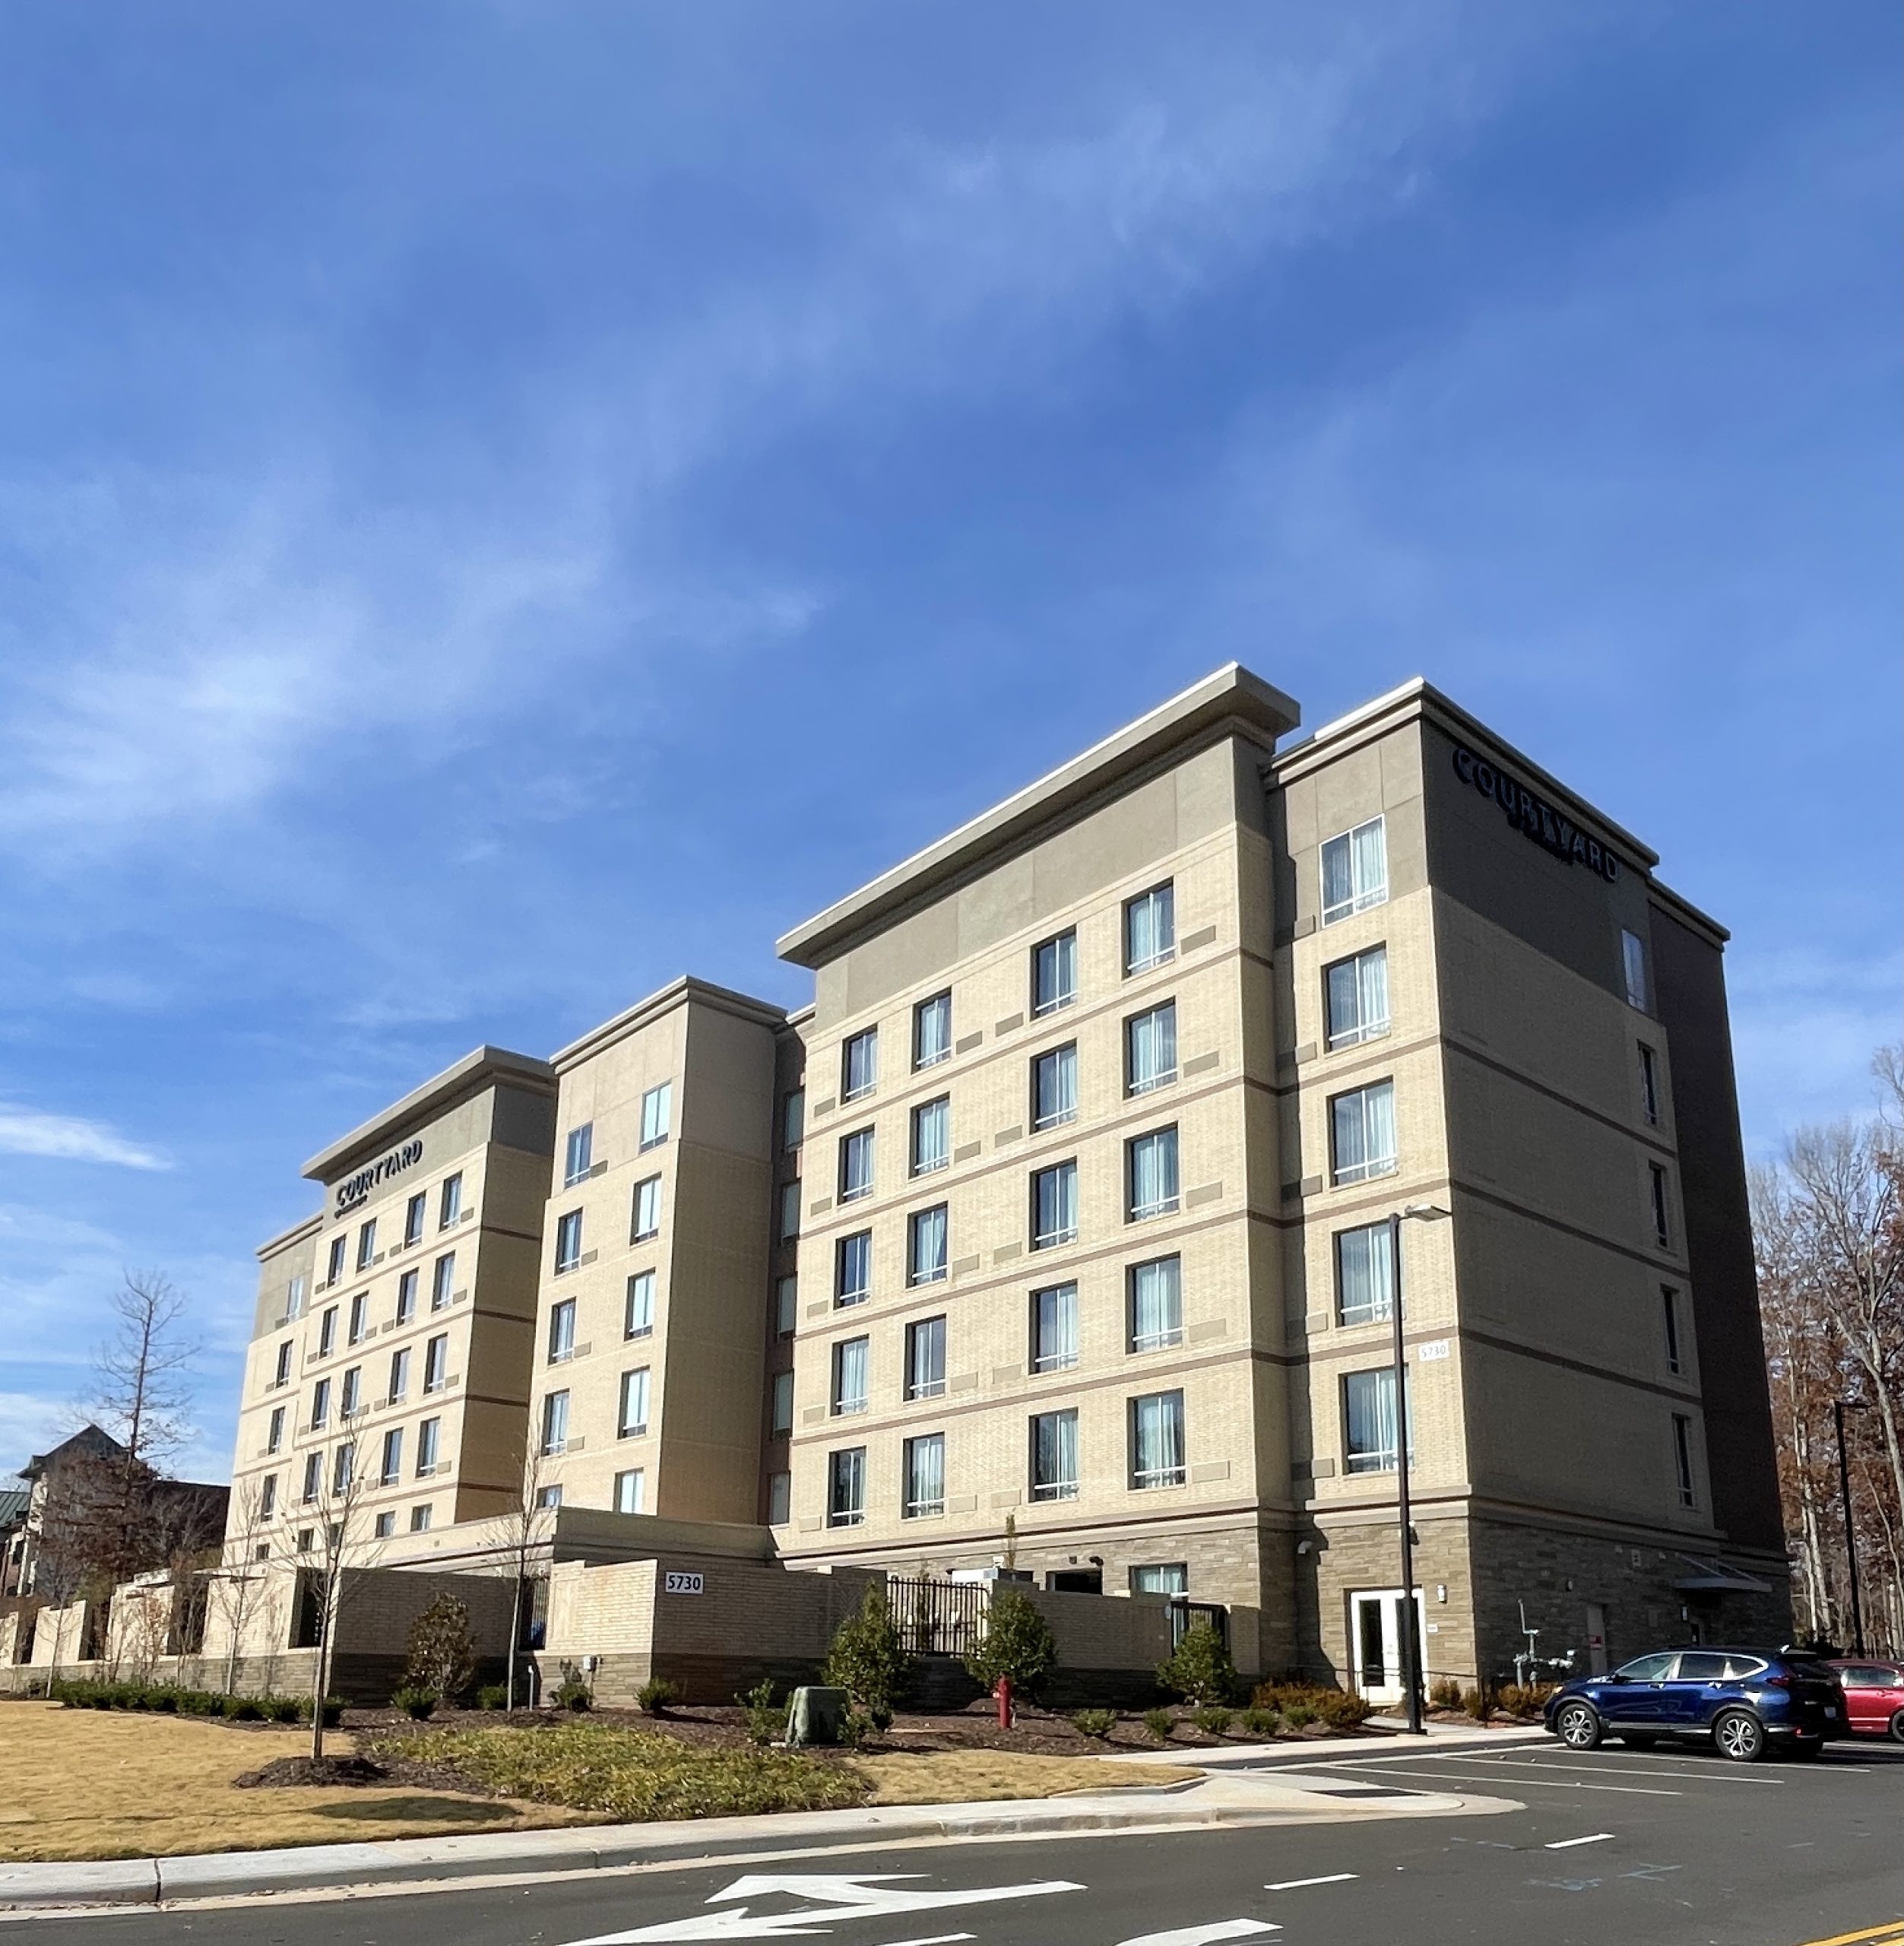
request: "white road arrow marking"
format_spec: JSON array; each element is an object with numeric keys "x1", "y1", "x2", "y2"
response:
[
  {"x1": 1115, "y1": 1924, "x2": 1279, "y2": 1944},
  {"x1": 1544, "y1": 1832, "x2": 1614, "y2": 1849},
  {"x1": 561, "y1": 1872, "x2": 1082, "y2": 1944}
]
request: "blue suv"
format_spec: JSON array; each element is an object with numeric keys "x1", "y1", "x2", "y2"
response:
[{"x1": 1544, "y1": 1647, "x2": 1845, "y2": 1762}]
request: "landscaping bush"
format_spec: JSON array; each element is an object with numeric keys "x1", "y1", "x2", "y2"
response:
[
  {"x1": 738, "y1": 1678, "x2": 781, "y2": 1748},
  {"x1": 267, "y1": 1695, "x2": 301, "y2": 1723},
  {"x1": 1283, "y1": 1703, "x2": 1316, "y2": 1729},
  {"x1": 1429, "y1": 1678, "x2": 1462, "y2": 1711},
  {"x1": 964, "y1": 1588, "x2": 1059, "y2": 1698},
  {"x1": 392, "y1": 1686, "x2": 439, "y2": 1721},
  {"x1": 1157, "y1": 1621, "x2": 1237, "y2": 1707},
  {"x1": 49, "y1": 1678, "x2": 317, "y2": 1723},
  {"x1": 824, "y1": 1585, "x2": 913, "y2": 1726},
  {"x1": 1240, "y1": 1706, "x2": 1281, "y2": 1738},
  {"x1": 636, "y1": 1678, "x2": 681, "y2": 1716},
  {"x1": 1192, "y1": 1706, "x2": 1234, "y2": 1736},
  {"x1": 474, "y1": 1683, "x2": 510, "y2": 1711},
  {"x1": 550, "y1": 1662, "x2": 593, "y2": 1712},
  {"x1": 1142, "y1": 1707, "x2": 1174, "y2": 1743},
  {"x1": 1247, "y1": 1681, "x2": 1370, "y2": 1729},
  {"x1": 1070, "y1": 1709, "x2": 1117, "y2": 1739},
  {"x1": 404, "y1": 1594, "x2": 477, "y2": 1705},
  {"x1": 296, "y1": 1695, "x2": 347, "y2": 1728},
  {"x1": 1496, "y1": 1683, "x2": 1555, "y2": 1719},
  {"x1": 223, "y1": 1695, "x2": 265, "y2": 1722},
  {"x1": 1461, "y1": 1686, "x2": 1489, "y2": 1721}
]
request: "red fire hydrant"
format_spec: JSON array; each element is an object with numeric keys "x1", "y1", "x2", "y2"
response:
[{"x1": 994, "y1": 1676, "x2": 1014, "y2": 1729}]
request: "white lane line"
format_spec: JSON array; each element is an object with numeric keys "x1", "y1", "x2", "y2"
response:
[
  {"x1": 1265, "y1": 1874, "x2": 1359, "y2": 1891},
  {"x1": 1296, "y1": 1761, "x2": 1681, "y2": 1798},
  {"x1": 1545, "y1": 1833, "x2": 1616, "y2": 1850},
  {"x1": 1443, "y1": 1754, "x2": 1785, "y2": 1786}
]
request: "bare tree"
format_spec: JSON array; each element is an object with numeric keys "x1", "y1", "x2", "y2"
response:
[
  {"x1": 211, "y1": 1478, "x2": 274, "y2": 1696},
  {"x1": 493, "y1": 1439, "x2": 547, "y2": 1711},
  {"x1": 299, "y1": 1437, "x2": 381, "y2": 1758},
  {"x1": 28, "y1": 1450, "x2": 120, "y2": 1682}
]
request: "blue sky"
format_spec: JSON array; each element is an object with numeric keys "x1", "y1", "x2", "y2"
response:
[{"x1": 0, "y1": 4, "x2": 1896, "y2": 1483}]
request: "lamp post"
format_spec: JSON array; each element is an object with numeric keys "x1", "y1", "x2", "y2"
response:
[
  {"x1": 1387, "y1": 1202, "x2": 1449, "y2": 1736},
  {"x1": 1833, "y1": 1399, "x2": 1869, "y2": 1658}
]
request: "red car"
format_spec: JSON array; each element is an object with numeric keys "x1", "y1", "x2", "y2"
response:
[{"x1": 1828, "y1": 1659, "x2": 1904, "y2": 1740}]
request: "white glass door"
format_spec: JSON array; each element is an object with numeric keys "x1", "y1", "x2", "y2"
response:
[{"x1": 1349, "y1": 1588, "x2": 1427, "y2": 1704}]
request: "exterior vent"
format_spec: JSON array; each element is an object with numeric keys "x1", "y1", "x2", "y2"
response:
[
  {"x1": 955, "y1": 1032, "x2": 984, "y2": 1054},
  {"x1": 1180, "y1": 924, "x2": 1217, "y2": 952},
  {"x1": 994, "y1": 1013, "x2": 1024, "y2": 1035}
]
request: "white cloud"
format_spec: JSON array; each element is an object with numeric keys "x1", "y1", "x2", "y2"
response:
[{"x1": 0, "y1": 1107, "x2": 166, "y2": 1170}]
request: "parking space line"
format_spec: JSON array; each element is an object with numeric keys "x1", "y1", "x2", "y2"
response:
[
  {"x1": 1545, "y1": 1833, "x2": 1615, "y2": 1849},
  {"x1": 1440, "y1": 1754, "x2": 1785, "y2": 1786},
  {"x1": 1276, "y1": 1762, "x2": 1682, "y2": 1797},
  {"x1": 1794, "y1": 1925, "x2": 1904, "y2": 1946},
  {"x1": 1265, "y1": 1875, "x2": 1358, "y2": 1891}
]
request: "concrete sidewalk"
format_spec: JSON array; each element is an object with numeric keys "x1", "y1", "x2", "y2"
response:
[{"x1": 0, "y1": 1762, "x2": 1518, "y2": 1913}]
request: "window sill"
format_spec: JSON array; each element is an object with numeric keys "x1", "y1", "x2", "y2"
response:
[
  {"x1": 1126, "y1": 950, "x2": 1176, "y2": 977},
  {"x1": 1129, "y1": 1334, "x2": 1183, "y2": 1354},
  {"x1": 911, "y1": 1159, "x2": 949, "y2": 1177},
  {"x1": 1031, "y1": 1232, "x2": 1079, "y2": 1251},
  {"x1": 1126, "y1": 1074, "x2": 1177, "y2": 1098},
  {"x1": 828, "y1": 1513, "x2": 866, "y2": 1529},
  {"x1": 902, "y1": 1505, "x2": 946, "y2": 1520},
  {"x1": 1331, "y1": 1162, "x2": 1398, "y2": 1189},
  {"x1": 1032, "y1": 1113, "x2": 1076, "y2": 1133},
  {"x1": 1031, "y1": 1357, "x2": 1079, "y2": 1374},
  {"x1": 1325, "y1": 1026, "x2": 1389, "y2": 1053},
  {"x1": 1131, "y1": 1472, "x2": 1187, "y2": 1491},
  {"x1": 1031, "y1": 1485, "x2": 1079, "y2": 1503},
  {"x1": 914, "y1": 1052, "x2": 951, "y2": 1072},
  {"x1": 1031, "y1": 997, "x2": 1076, "y2": 1020},
  {"x1": 908, "y1": 1270, "x2": 949, "y2": 1288},
  {"x1": 1128, "y1": 1202, "x2": 1180, "y2": 1222}
]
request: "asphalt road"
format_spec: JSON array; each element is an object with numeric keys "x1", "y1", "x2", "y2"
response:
[{"x1": 21, "y1": 1738, "x2": 1904, "y2": 1946}]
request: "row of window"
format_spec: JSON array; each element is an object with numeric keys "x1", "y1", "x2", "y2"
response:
[
  {"x1": 548, "y1": 1172, "x2": 670, "y2": 1278},
  {"x1": 538, "y1": 1370, "x2": 650, "y2": 1456},
  {"x1": 315, "y1": 1173, "x2": 464, "y2": 1296},
  {"x1": 560, "y1": 1085, "x2": 672, "y2": 1190},
  {"x1": 272, "y1": 1253, "x2": 460, "y2": 1384},
  {"x1": 271, "y1": 1334, "x2": 457, "y2": 1446},
  {"x1": 263, "y1": 1415, "x2": 448, "y2": 1515}
]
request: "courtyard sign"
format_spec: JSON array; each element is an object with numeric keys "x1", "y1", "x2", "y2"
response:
[
  {"x1": 1452, "y1": 744, "x2": 1621, "y2": 883},
  {"x1": 334, "y1": 1138, "x2": 423, "y2": 1215}
]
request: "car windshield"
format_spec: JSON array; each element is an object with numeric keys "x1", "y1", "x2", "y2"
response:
[{"x1": 1614, "y1": 1653, "x2": 1677, "y2": 1681}]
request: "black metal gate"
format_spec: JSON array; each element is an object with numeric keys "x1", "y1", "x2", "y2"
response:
[{"x1": 888, "y1": 1576, "x2": 988, "y2": 1658}]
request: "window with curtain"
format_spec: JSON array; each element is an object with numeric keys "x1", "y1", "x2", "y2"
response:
[
  {"x1": 1124, "y1": 883, "x2": 1176, "y2": 973},
  {"x1": 905, "y1": 1316, "x2": 946, "y2": 1399},
  {"x1": 348, "y1": 1292, "x2": 366, "y2": 1344},
  {"x1": 1330, "y1": 1082, "x2": 1397, "y2": 1185},
  {"x1": 1335, "y1": 1222, "x2": 1395, "y2": 1325},
  {"x1": 541, "y1": 1390, "x2": 569, "y2": 1455},
  {"x1": 301, "y1": 1452, "x2": 322, "y2": 1503},
  {"x1": 554, "y1": 1209, "x2": 584, "y2": 1273},
  {"x1": 319, "y1": 1304, "x2": 338, "y2": 1353},
  {"x1": 1130, "y1": 1562, "x2": 1187, "y2": 1596},
  {"x1": 771, "y1": 1369, "x2": 794, "y2": 1434},
  {"x1": 1127, "y1": 1127, "x2": 1180, "y2": 1219},
  {"x1": 333, "y1": 1440, "x2": 353, "y2": 1492},
  {"x1": 836, "y1": 1230, "x2": 872, "y2": 1304},
  {"x1": 911, "y1": 1097, "x2": 950, "y2": 1176},
  {"x1": 766, "y1": 1472, "x2": 790, "y2": 1524},
  {"x1": 908, "y1": 1205, "x2": 949, "y2": 1285},
  {"x1": 839, "y1": 1127, "x2": 876, "y2": 1203},
  {"x1": 423, "y1": 1333, "x2": 448, "y2": 1392},
  {"x1": 1651, "y1": 1165, "x2": 1671, "y2": 1246},
  {"x1": 267, "y1": 1406, "x2": 285, "y2": 1453},
  {"x1": 396, "y1": 1269, "x2": 417, "y2": 1323},
  {"x1": 1032, "y1": 1044, "x2": 1078, "y2": 1130},
  {"x1": 903, "y1": 1434, "x2": 946, "y2": 1519},
  {"x1": 782, "y1": 1089, "x2": 805, "y2": 1149},
  {"x1": 1325, "y1": 946, "x2": 1389, "y2": 1050},
  {"x1": 1639, "y1": 1044, "x2": 1660, "y2": 1126},
  {"x1": 1344, "y1": 1368, "x2": 1408, "y2": 1472},
  {"x1": 775, "y1": 1274, "x2": 797, "y2": 1337},
  {"x1": 779, "y1": 1180, "x2": 800, "y2": 1241},
  {"x1": 432, "y1": 1252, "x2": 456, "y2": 1307},
  {"x1": 404, "y1": 1194, "x2": 425, "y2": 1247},
  {"x1": 1033, "y1": 930, "x2": 1078, "y2": 1015},
  {"x1": 380, "y1": 1428, "x2": 402, "y2": 1486},
  {"x1": 640, "y1": 1082, "x2": 673, "y2": 1149},
  {"x1": 549, "y1": 1298, "x2": 576, "y2": 1361},
  {"x1": 439, "y1": 1173, "x2": 462, "y2": 1227},
  {"x1": 1031, "y1": 1282, "x2": 1079, "y2": 1371},
  {"x1": 1126, "y1": 1003, "x2": 1177, "y2": 1095},
  {"x1": 1128, "y1": 1256, "x2": 1183, "y2": 1350},
  {"x1": 619, "y1": 1367, "x2": 651, "y2": 1437},
  {"x1": 388, "y1": 1347, "x2": 410, "y2": 1402},
  {"x1": 1129, "y1": 1390, "x2": 1186, "y2": 1488},
  {"x1": 614, "y1": 1469, "x2": 646, "y2": 1514},
  {"x1": 1673, "y1": 1415, "x2": 1696, "y2": 1506},
  {"x1": 626, "y1": 1270, "x2": 655, "y2": 1338},
  {"x1": 832, "y1": 1336, "x2": 869, "y2": 1415},
  {"x1": 1622, "y1": 929, "x2": 1649, "y2": 1011},
  {"x1": 914, "y1": 991, "x2": 952, "y2": 1069},
  {"x1": 311, "y1": 1377, "x2": 331, "y2": 1428},
  {"x1": 1321, "y1": 816, "x2": 1387, "y2": 924},
  {"x1": 564, "y1": 1123, "x2": 593, "y2": 1186},
  {"x1": 1030, "y1": 1409, "x2": 1079, "y2": 1500},
  {"x1": 416, "y1": 1418, "x2": 440, "y2": 1472},
  {"x1": 356, "y1": 1219, "x2": 376, "y2": 1270},
  {"x1": 1032, "y1": 1161, "x2": 1079, "y2": 1247},
  {"x1": 340, "y1": 1366, "x2": 360, "y2": 1415},
  {"x1": 841, "y1": 1028, "x2": 879, "y2": 1101},
  {"x1": 828, "y1": 1447, "x2": 866, "y2": 1526}
]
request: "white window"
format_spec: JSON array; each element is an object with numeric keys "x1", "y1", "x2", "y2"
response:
[
  {"x1": 1125, "y1": 883, "x2": 1175, "y2": 974},
  {"x1": 340, "y1": 1366, "x2": 361, "y2": 1417},
  {"x1": 286, "y1": 1274, "x2": 307, "y2": 1320},
  {"x1": 841, "y1": 1028, "x2": 879, "y2": 1102},
  {"x1": 839, "y1": 1127, "x2": 876, "y2": 1203},
  {"x1": 1326, "y1": 946, "x2": 1389, "y2": 1050},
  {"x1": 416, "y1": 1417, "x2": 440, "y2": 1474},
  {"x1": 326, "y1": 1236, "x2": 347, "y2": 1286},
  {"x1": 626, "y1": 1270, "x2": 656, "y2": 1339},
  {"x1": 554, "y1": 1209, "x2": 584, "y2": 1273},
  {"x1": 1330, "y1": 1082, "x2": 1396, "y2": 1186},
  {"x1": 274, "y1": 1341, "x2": 293, "y2": 1387},
  {"x1": 439, "y1": 1173, "x2": 463, "y2": 1228},
  {"x1": 1131, "y1": 1562, "x2": 1187, "y2": 1596},
  {"x1": 1662, "y1": 1285, "x2": 1683, "y2": 1374},
  {"x1": 836, "y1": 1231, "x2": 872, "y2": 1305},
  {"x1": 388, "y1": 1346, "x2": 410, "y2": 1402},
  {"x1": 374, "y1": 1510, "x2": 396, "y2": 1539},
  {"x1": 379, "y1": 1428, "x2": 403, "y2": 1486},
  {"x1": 775, "y1": 1274, "x2": 797, "y2": 1337},
  {"x1": 1032, "y1": 1161, "x2": 1079, "y2": 1249},
  {"x1": 1639, "y1": 1044, "x2": 1661, "y2": 1127},
  {"x1": 908, "y1": 1204, "x2": 948, "y2": 1285},
  {"x1": 633, "y1": 1175, "x2": 663, "y2": 1242},
  {"x1": 904, "y1": 1315, "x2": 946, "y2": 1399},
  {"x1": 1034, "y1": 930, "x2": 1078, "y2": 1016},
  {"x1": 914, "y1": 991, "x2": 952, "y2": 1070},
  {"x1": 1031, "y1": 1282, "x2": 1079, "y2": 1372},
  {"x1": 549, "y1": 1298, "x2": 577, "y2": 1362},
  {"x1": 832, "y1": 1336, "x2": 869, "y2": 1415},
  {"x1": 537, "y1": 1484, "x2": 564, "y2": 1509},
  {"x1": 767, "y1": 1472, "x2": 791, "y2": 1525},
  {"x1": 1129, "y1": 1390, "x2": 1186, "y2": 1489},
  {"x1": 1030, "y1": 1409, "x2": 1079, "y2": 1501},
  {"x1": 1127, "y1": 1127, "x2": 1180, "y2": 1220},
  {"x1": 1126, "y1": 1003, "x2": 1177, "y2": 1095},
  {"x1": 541, "y1": 1390, "x2": 570, "y2": 1456},
  {"x1": 1128, "y1": 1256, "x2": 1183, "y2": 1351},
  {"x1": 1335, "y1": 1222, "x2": 1395, "y2": 1326},
  {"x1": 348, "y1": 1292, "x2": 367, "y2": 1345},
  {"x1": 782, "y1": 1088, "x2": 806, "y2": 1150},
  {"x1": 640, "y1": 1082, "x2": 673, "y2": 1151},
  {"x1": 356, "y1": 1219, "x2": 377, "y2": 1271},
  {"x1": 318, "y1": 1306, "x2": 337, "y2": 1357},
  {"x1": 1345, "y1": 1368, "x2": 1408, "y2": 1474},
  {"x1": 423, "y1": 1333, "x2": 448, "y2": 1394},
  {"x1": 565, "y1": 1123, "x2": 594, "y2": 1187},
  {"x1": 266, "y1": 1406, "x2": 285, "y2": 1454},
  {"x1": 828, "y1": 1447, "x2": 866, "y2": 1527},
  {"x1": 311, "y1": 1377, "x2": 331, "y2": 1429},
  {"x1": 1321, "y1": 816, "x2": 1387, "y2": 925},
  {"x1": 396, "y1": 1268, "x2": 418, "y2": 1323},
  {"x1": 404, "y1": 1193, "x2": 426, "y2": 1247},
  {"x1": 778, "y1": 1180, "x2": 801, "y2": 1242},
  {"x1": 432, "y1": 1252, "x2": 456, "y2": 1309},
  {"x1": 1623, "y1": 928, "x2": 1649, "y2": 1011},
  {"x1": 904, "y1": 1434, "x2": 946, "y2": 1519},
  {"x1": 911, "y1": 1097, "x2": 950, "y2": 1177},
  {"x1": 260, "y1": 1474, "x2": 277, "y2": 1518},
  {"x1": 1650, "y1": 1164, "x2": 1671, "y2": 1247},
  {"x1": 1032, "y1": 1043, "x2": 1077, "y2": 1130},
  {"x1": 614, "y1": 1469, "x2": 647, "y2": 1515},
  {"x1": 332, "y1": 1440, "x2": 354, "y2": 1493},
  {"x1": 771, "y1": 1369, "x2": 795, "y2": 1434},
  {"x1": 301, "y1": 1452, "x2": 322, "y2": 1504},
  {"x1": 618, "y1": 1368, "x2": 650, "y2": 1437},
  {"x1": 1672, "y1": 1414, "x2": 1696, "y2": 1506},
  {"x1": 410, "y1": 1503, "x2": 433, "y2": 1532}
]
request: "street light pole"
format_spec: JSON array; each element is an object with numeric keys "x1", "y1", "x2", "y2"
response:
[
  {"x1": 1833, "y1": 1399, "x2": 1866, "y2": 1658},
  {"x1": 1389, "y1": 1209, "x2": 1423, "y2": 1736}
]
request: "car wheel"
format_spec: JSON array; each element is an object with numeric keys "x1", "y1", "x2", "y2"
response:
[
  {"x1": 1555, "y1": 1701, "x2": 1602, "y2": 1751},
  {"x1": 1712, "y1": 1709, "x2": 1766, "y2": 1764},
  {"x1": 1889, "y1": 1710, "x2": 1904, "y2": 1745},
  {"x1": 1621, "y1": 1734, "x2": 1657, "y2": 1751}
]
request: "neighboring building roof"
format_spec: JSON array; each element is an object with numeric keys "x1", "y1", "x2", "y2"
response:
[
  {"x1": 776, "y1": 663, "x2": 1301, "y2": 968},
  {"x1": 0, "y1": 1488, "x2": 28, "y2": 1529},
  {"x1": 302, "y1": 1044, "x2": 556, "y2": 1183},
  {"x1": 552, "y1": 975, "x2": 787, "y2": 1074},
  {"x1": 19, "y1": 1424, "x2": 125, "y2": 1483}
]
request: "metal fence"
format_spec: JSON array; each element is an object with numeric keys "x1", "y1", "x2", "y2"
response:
[{"x1": 888, "y1": 1576, "x2": 989, "y2": 1658}]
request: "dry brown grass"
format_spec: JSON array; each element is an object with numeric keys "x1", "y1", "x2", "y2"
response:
[
  {"x1": 0, "y1": 1703, "x2": 586, "y2": 1862},
  {"x1": 848, "y1": 1748, "x2": 1197, "y2": 1805}
]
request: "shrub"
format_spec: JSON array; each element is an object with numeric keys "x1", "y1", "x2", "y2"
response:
[
  {"x1": 1071, "y1": 1709, "x2": 1117, "y2": 1739},
  {"x1": 1247, "y1": 1681, "x2": 1370, "y2": 1730},
  {"x1": 964, "y1": 1589, "x2": 1058, "y2": 1697},
  {"x1": 392, "y1": 1686, "x2": 439, "y2": 1721},
  {"x1": 1157, "y1": 1621, "x2": 1237, "y2": 1707},
  {"x1": 738, "y1": 1678, "x2": 781, "y2": 1748},
  {"x1": 404, "y1": 1594, "x2": 477, "y2": 1704},
  {"x1": 267, "y1": 1695, "x2": 301, "y2": 1723},
  {"x1": 823, "y1": 1586, "x2": 913, "y2": 1723},
  {"x1": 147, "y1": 1687, "x2": 179, "y2": 1713},
  {"x1": 1142, "y1": 1707, "x2": 1175, "y2": 1743},
  {"x1": 296, "y1": 1696, "x2": 346, "y2": 1727},
  {"x1": 1193, "y1": 1706, "x2": 1234, "y2": 1737},
  {"x1": 1461, "y1": 1686, "x2": 1489, "y2": 1721},
  {"x1": 1496, "y1": 1683, "x2": 1554, "y2": 1719},
  {"x1": 223, "y1": 1695, "x2": 264, "y2": 1722},
  {"x1": 475, "y1": 1683, "x2": 510, "y2": 1711},
  {"x1": 1240, "y1": 1706, "x2": 1281, "y2": 1738},
  {"x1": 636, "y1": 1678, "x2": 680, "y2": 1716},
  {"x1": 1429, "y1": 1678, "x2": 1462, "y2": 1711},
  {"x1": 1283, "y1": 1703, "x2": 1316, "y2": 1729},
  {"x1": 550, "y1": 1662, "x2": 593, "y2": 1712}
]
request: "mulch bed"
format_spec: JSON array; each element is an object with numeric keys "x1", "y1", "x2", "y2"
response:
[{"x1": 233, "y1": 1754, "x2": 391, "y2": 1789}]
